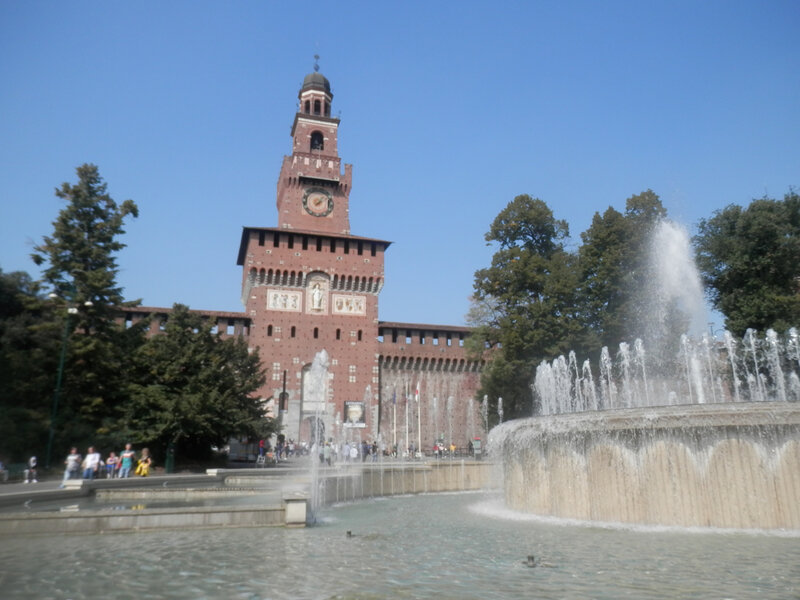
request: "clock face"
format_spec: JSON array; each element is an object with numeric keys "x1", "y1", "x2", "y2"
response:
[{"x1": 303, "y1": 188, "x2": 333, "y2": 217}]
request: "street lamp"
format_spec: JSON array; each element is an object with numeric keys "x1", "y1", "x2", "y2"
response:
[{"x1": 44, "y1": 292, "x2": 92, "y2": 470}]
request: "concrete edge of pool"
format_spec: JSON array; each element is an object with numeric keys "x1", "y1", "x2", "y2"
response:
[{"x1": 0, "y1": 460, "x2": 496, "y2": 535}]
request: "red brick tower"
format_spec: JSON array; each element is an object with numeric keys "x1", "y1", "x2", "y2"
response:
[{"x1": 237, "y1": 65, "x2": 390, "y2": 445}]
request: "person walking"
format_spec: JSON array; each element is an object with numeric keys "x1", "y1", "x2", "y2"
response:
[{"x1": 118, "y1": 443, "x2": 136, "y2": 478}]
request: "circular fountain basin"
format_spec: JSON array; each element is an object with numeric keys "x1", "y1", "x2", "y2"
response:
[{"x1": 495, "y1": 402, "x2": 800, "y2": 530}]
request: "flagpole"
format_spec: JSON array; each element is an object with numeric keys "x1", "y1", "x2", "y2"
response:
[
  {"x1": 392, "y1": 387, "x2": 397, "y2": 453},
  {"x1": 416, "y1": 381, "x2": 422, "y2": 459},
  {"x1": 404, "y1": 381, "x2": 409, "y2": 459}
]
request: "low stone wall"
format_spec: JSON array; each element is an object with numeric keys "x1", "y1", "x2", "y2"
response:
[
  {"x1": 317, "y1": 460, "x2": 493, "y2": 505},
  {"x1": 496, "y1": 403, "x2": 800, "y2": 530},
  {"x1": 0, "y1": 504, "x2": 286, "y2": 536},
  {"x1": 0, "y1": 460, "x2": 494, "y2": 536}
]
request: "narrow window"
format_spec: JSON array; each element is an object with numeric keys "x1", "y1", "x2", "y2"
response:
[
  {"x1": 304, "y1": 100, "x2": 310, "y2": 113},
  {"x1": 258, "y1": 231, "x2": 265, "y2": 246},
  {"x1": 291, "y1": 326, "x2": 296, "y2": 338},
  {"x1": 273, "y1": 233, "x2": 280, "y2": 247},
  {"x1": 267, "y1": 325, "x2": 273, "y2": 336},
  {"x1": 227, "y1": 323, "x2": 235, "y2": 335},
  {"x1": 357, "y1": 330, "x2": 363, "y2": 341},
  {"x1": 313, "y1": 100, "x2": 321, "y2": 115},
  {"x1": 316, "y1": 238, "x2": 322, "y2": 251},
  {"x1": 310, "y1": 131, "x2": 324, "y2": 151},
  {"x1": 324, "y1": 101, "x2": 330, "y2": 116},
  {"x1": 302, "y1": 236, "x2": 308, "y2": 250},
  {"x1": 336, "y1": 328, "x2": 341, "y2": 340},
  {"x1": 314, "y1": 327, "x2": 319, "y2": 339}
]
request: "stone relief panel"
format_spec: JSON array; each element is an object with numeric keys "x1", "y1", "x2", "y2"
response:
[
  {"x1": 306, "y1": 273, "x2": 330, "y2": 315},
  {"x1": 332, "y1": 294, "x2": 366, "y2": 316},
  {"x1": 267, "y1": 289, "x2": 302, "y2": 312}
]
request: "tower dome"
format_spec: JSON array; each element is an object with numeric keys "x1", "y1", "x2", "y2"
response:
[{"x1": 301, "y1": 71, "x2": 331, "y2": 95}]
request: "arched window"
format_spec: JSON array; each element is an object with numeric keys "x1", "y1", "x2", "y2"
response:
[
  {"x1": 310, "y1": 131, "x2": 324, "y2": 151},
  {"x1": 304, "y1": 100, "x2": 310, "y2": 113},
  {"x1": 313, "y1": 99, "x2": 321, "y2": 115},
  {"x1": 267, "y1": 325, "x2": 273, "y2": 337},
  {"x1": 291, "y1": 326, "x2": 296, "y2": 338}
]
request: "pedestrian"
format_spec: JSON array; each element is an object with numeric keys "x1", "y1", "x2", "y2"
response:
[
  {"x1": 118, "y1": 443, "x2": 136, "y2": 478},
  {"x1": 135, "y1": 448, "x2": 152, "y2": 476},
  {"x1": 24, "y1": 456, "x2": 38, "y2": 483},
  {"x1": 105, "y1": 451, "x2": 119, "y2": 478},
  {"x1": 323, "y1": 442, "x2": 331, "y2": 466},
  {"x1": 82, "y1": 446, "x2": 102, "y2": 479},
  {"x1": 60, "y1": 447, "x2": 82, "y2": 487},
  {"x1": 343, "y1": 442, "x2": 351, "y2": 463},
  {"x1": 258, "y1": 439, "x2": 265, "y2": 457}
]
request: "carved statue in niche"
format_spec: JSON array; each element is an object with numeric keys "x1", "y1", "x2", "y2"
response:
[{"x1": 306, "y1": 274, "x2": 329, "y2": 314}]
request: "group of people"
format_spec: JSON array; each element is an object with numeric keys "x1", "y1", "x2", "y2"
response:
[
  {"x1": 59, "y1": 443, "x2": 151, "y2": 487},
  {"x1": 316, "y1": 439, "x2": 383, "y2": 465}
]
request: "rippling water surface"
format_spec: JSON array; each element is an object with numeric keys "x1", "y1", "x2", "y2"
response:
[{"x1": 1, "y1": 492, "x2": 798, "y2": 599}]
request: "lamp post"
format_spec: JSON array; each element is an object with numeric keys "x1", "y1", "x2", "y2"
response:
[{"x1": 44, "y1": 292, "x2": 92, "y2": 470}]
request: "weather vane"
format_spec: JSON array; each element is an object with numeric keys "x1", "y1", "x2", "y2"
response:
[{"x1": 313, "y1": 54, "x2": 320, "y2": 73}]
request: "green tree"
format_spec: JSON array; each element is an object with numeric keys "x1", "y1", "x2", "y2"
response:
[
  {"x1": 579, "y1": 190, "x2": 667, "y2": 348},
  {"x1": 695, "y1": 191, "x2": 800, "y2": 336},
  {"x1": 30, "y1": 164, "x2": 142, "y2": 454},
  {"x1": 125, "y1": 304, "x2": 270, "y2": 463},
  {"x1": 470, "y1": 195, "x2": 588, "y2": 419},
  {"x1": 0, "y1": 269, "x2": 59, "y2": 462}
]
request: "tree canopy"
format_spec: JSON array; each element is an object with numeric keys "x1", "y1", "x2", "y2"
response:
[
  {"x1": 469, "y1": 191, "x2": 669, "y2": 420},
  {"x1": 469, "y1": 195, "x2": 589, "y2": 419},
  {"x1": 695, "y1": 191, "x2": 800, "y2": 336},
  {"x1": 124, "y1": 304, "x2": 270, "y2": 459},
  {"x1": 1, "y1": 164, "x2": 274, "y2": 466}
]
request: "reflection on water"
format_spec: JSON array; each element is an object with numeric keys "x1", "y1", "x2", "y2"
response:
[{"x1": 1, "y1": 492, "x2": 798, "y2": 599}]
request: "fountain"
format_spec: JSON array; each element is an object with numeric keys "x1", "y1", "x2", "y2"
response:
[{"x1": 492, "y1": 220, "x2": 800, "y2": 530}]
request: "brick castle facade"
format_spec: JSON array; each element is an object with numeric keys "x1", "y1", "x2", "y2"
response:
[{"x1": 120, "y1": 69, "x2": 486, "y2": 453}]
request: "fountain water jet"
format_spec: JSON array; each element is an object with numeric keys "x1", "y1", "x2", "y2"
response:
[{"x1": 493, "y1": 220, "x2": 800, "y2": 530}]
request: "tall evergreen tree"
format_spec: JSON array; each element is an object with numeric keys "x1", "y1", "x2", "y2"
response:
[{"x1": 31, "y1": 164, "x2": 142, "y2": 455}]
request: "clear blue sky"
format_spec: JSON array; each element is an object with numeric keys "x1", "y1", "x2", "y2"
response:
[{"x1": 1, "y1": 1, "x2": 798, "y2": 327}]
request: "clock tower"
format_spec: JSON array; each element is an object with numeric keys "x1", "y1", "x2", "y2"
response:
[
  {"x1": 276, "y1": 64, "x2": 352, "y2": 235},
  {"x1": 238, "y1": 64, "x2": 389, "y2": 444}
]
